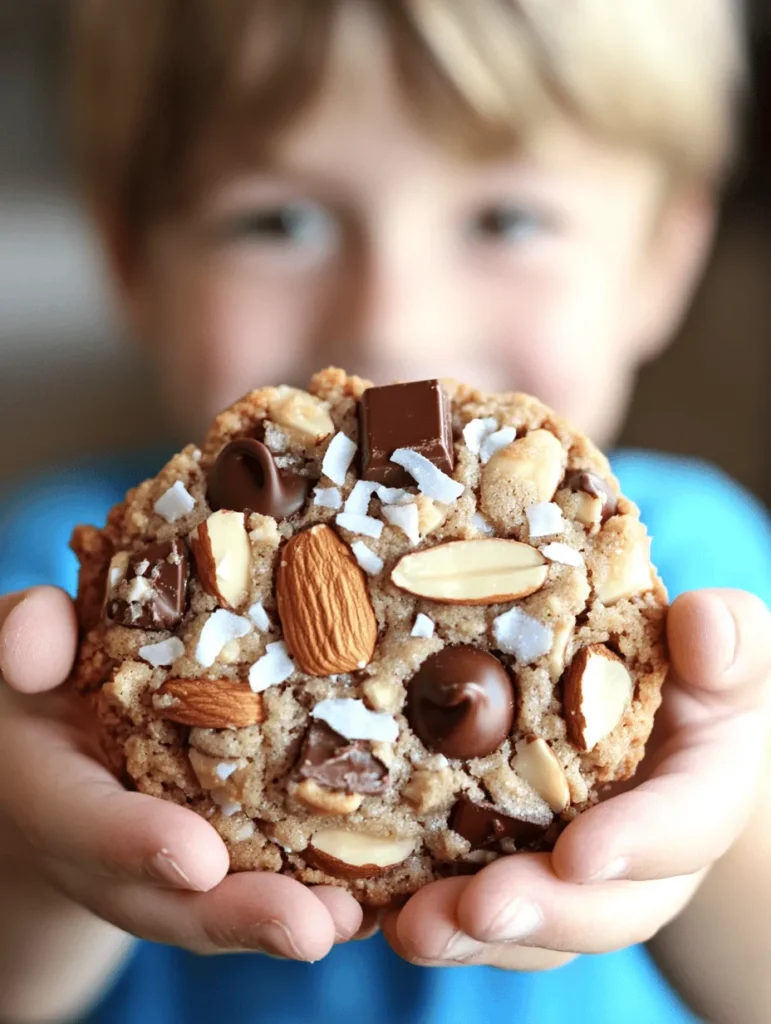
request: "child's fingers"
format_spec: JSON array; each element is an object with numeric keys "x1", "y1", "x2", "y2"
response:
[
  {"x1": 552, "y1": 705, "x2": 768, "y2": 883},
  {"x1": 308, "y1": 885, "x2": 364, "y2": 943},
  {"x1": 0, "y1": 587, "x2": 78, "y2": 693}
]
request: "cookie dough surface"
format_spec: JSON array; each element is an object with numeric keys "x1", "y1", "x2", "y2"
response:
[{"x1": 71, "y1": 368, "x2": 667, "y2": 905}]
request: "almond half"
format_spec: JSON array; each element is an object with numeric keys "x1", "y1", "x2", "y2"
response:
[
  {"x1": 276, "y1": 525, "x2": 378, "y2": 676},
  {"x1": 154, "y1": 678, "x2": 264, "y2": 728},
  {"x1": 391, "y1": 538, "x2": 547, "y2": 605},
  {"x1": 269, "y1": 387, "x2": 335, "y2": 443},
  {"x1": 190, "y1": 510, "x2": 251, "y2": 610},
  {"x1": 305, "y1": 829, "x2": 415, "y2": 878},
  {"x1": 563, "y1": 645, "x2": 634, "y2": 752},
  {"x1": 512, "y1": 737, "x2": 570, "y2": 812}
]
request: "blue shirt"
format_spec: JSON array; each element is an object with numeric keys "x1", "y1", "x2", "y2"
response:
[{"x1": 1, "y1": 450, "x2": 769, "y2": 1024}]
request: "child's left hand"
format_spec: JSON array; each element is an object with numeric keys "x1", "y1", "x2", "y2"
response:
[{"x1": 381, "y1": 589, "x2": 771, "y2": 969}]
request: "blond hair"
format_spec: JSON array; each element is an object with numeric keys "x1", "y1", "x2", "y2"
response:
[{"x1": 70, "y1": 0, "x2": 744, "y2": 246}]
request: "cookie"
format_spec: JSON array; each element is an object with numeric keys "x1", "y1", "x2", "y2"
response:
[{"x1": 70, "y1": 368, "x2": 668, "y2": 905}]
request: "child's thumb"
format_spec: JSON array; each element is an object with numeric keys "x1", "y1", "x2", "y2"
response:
[{"x1": 0, "y1": 587, "x2": 78, "y2": 693}]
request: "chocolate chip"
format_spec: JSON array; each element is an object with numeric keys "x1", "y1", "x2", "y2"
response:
[
  {"x1": 565, "y1": 470, "x2": 617, "y2": 522},
  {"x1": 208, "y1": 439, "x2": 308, "y2": 521},
  {"x1": 450, "y1": 797, "x2": 546, "y2": 849},
  {"x1": 406, "y1": 646, "x2": 515, "y2": 759},
  {"x1": 298, "y1": 721, "x2": 388, "y2": 795},
  {"x1": 359, "y1": 379, "x2": 454, "y2": 487},
  {"x1": 108, "y1": 539, "x2": 189, "y2": 630}
]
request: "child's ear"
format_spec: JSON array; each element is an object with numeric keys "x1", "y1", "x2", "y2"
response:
[
  {"x1": 633, "y1": 188, "x2": 717, "y2": 363},
  {"x1": 93, "y1": 205, "x2": 154, "y2": 347}
]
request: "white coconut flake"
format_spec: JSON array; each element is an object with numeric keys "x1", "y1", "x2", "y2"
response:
[
  {"x1": 411, "y1": 613, "x2": 435, "y2": 638},
  {"x1": 126, "y1": 576, "x2": 153, "y2": 603},
  {"x1": 541, "y1": 542, "x2": 584, "y2": 567},
  {"x1": 248, "y1": 641, "x2": 294, "y2": 692},
  {"x1": 382, "y1": 502, "x2": 420, "y2": 544},
  {"x1": 479, "y1": 426, "x2": 517, "y2": 465},
  {"x1": 344, "y1": 480, "x2": 379, "y2": 515},
  {"x1": 471, "y1": 511, "x2": 495, "y2": 535},
  {"x1": 139, "y1": 636, "x2": 185, "y2": 668},
  {"x1": 375, "y1": 485, "x2": 412, "y2": 504},
  {"x1": 335, "y1": 512, "x2": 384, "y2": 538},
  {"x1": 526, "y1": 502, "x2": 566, "y2": 538},
  {"x1": 215, "y1": 762, "x2": 238, "y2": 781},
  {"x1": 311, "y1": 698, "x2": 399, "y2": 742},
  {"x1": 235, "y1": 820, "x2": 256, "y2": 842},
  {"x1": 390, "y1": 449, "x2": 464, "y2": 503},
  {"x1": 351, "y1": 541, "x2": 384, "y2": 576},
  {"x1": 321, "y1": 432, "x2": 357, "y2": 485},
  {"x1": 196, "y1": 609, "x2": 251, "y2": 668},
  {"x1": 463, "y1": 417, "x2": 498, "y2": 455},
  {"x1": 247, "y1": 600, "x2": 271, "y2": 632},
  {"x1": 313, "y1": 486, "x2": 342, "y2": 510},
  {"x1": 211, "y1": 788, "x2": 241, "y2": 817},
  {"x1": 154, "y1": 481, "x2": 195, "y2": 523},
  {"x1": 493, "y1": 607, "x2": 553, "y2": 664}
]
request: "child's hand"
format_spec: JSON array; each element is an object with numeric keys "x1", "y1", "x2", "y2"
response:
[
  {"x1": 381, "y1": 589, "x2": 771, "y2": 969},
  {"x1": 0, "y1": 587, "x2": 363, "y2": 961}
]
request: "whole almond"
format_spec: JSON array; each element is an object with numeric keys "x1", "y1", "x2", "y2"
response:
[
  {"x1": 190, "y1": 510, "x2": 251, "y2": 610},
  {"x1": 154, "y1": 678, "x2": 264, "y2": 728},
  {"x1": 563, "y1": 644, "x2": 634, "y2": 751},
  {"x1": 276, "y1": 525, "x2": 378, "y2": 676},
  {"x1": 391, "y1": 538, "x2": 547, "y2": 605}
]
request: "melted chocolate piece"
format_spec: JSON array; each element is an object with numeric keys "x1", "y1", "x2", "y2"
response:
[
  {"x1": 298, "y1": 721, "x2": 388, "y2": 795},
  {"x1": 565, "y1": 470, "x2": 617, "y2": 522},
  {"x1": 450, "y1": 798, "x2": 546, "y2": 849},
  {"x1": 359, "y1": 379, "x2": 454, "y2": 487},
  {"x1": 407, "y1": 646, "x2": 515, "y2": 759},
  {"x1": 108, "y1": 539, "x2": 189, "y2": 630},
  {"x1": 208, "y1": 439, "x2": 308, "y2": 521}
]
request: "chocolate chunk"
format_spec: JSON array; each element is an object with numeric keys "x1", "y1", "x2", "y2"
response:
[
  {"x1": 565, "y1": 470, "x2": 617, "y2": 522},
  {"x1": 407, "y1": 646, "x2": 515, "y2": 759},
  {"x1": 108, "y1": 539, "x2": 189, "y2": 630},
  {"x1": 298, "y1": 721, "x2": 388, "y2": 795},
  {"x1": 208, "y1": 439, "x2": 308, "y2": 521},
  {"x1": 359, "y1": 379, "x2": 454, "y2": 487},
  {"x1": 450, "y1": 797, "x2": 546, "y2": 849}
]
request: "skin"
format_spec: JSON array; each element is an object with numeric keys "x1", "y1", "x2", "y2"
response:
[{"x1": 0, "y1": 7, "x2": 769, "y2": 1022}]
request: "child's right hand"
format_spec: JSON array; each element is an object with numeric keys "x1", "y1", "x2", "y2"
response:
[{"x1": 0, "y1": 586, "x2": 364, "y2": 961}]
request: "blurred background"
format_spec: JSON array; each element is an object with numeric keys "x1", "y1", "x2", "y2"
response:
[{"x1": 0, "y1": 1, "x2": 769, "y2": 504}]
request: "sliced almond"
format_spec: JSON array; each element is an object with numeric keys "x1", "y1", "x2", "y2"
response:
[
  {"x1": 190, "y1": 510, "x2": 251, "y2": 610},
  {"x1": 188, "y1": 748, "x2": 242, "y2": 790},
  {"x1": 293, "y1": 779, "x2": 363, "y2": 816},
  {"x1": 391, "y1": 538, "x2": 547, "y2": 605},
  {"x1": 574, "y1": 492, "x2": 604, "y2": 528},
  {"x1": 563, "y1": 645, "x2": 634, "y2": 752},
  {"x1": 593, "y1": 518, "x2": 652, "y2": 606},
  {"x1": 546, "y1": 620, "x2": 573, "y2": 681},
  {"x1": 154, "y1": 678, "x2": 264, "y2": 728},
  {"x1": 269, "y1": 387, "x2": 335, "y2": 444},
  {"x1": 305, "y1": 829, "x2": 415, "y2": 878},
  {"x1": 512, "y1": 737, "x2": 570, "y2": 812},
  {"x1": 416, "y1": 495, "x2": 446, "y2": 537},
  {"x1": 481, "y1": 429, "x2": 566, "y2": 508}
]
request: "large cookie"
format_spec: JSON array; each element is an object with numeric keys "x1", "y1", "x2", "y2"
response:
[{"x1": 71, "y1": 368, "x2": 667, "y2": 905}]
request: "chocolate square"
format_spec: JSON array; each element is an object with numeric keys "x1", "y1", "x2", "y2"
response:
[{"x1": 359, "y1": 379, "x2": 454, "y2": 487}]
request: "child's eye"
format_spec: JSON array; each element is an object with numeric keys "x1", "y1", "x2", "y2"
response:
[
  {"x1": 217, "y1": 202, "x2": 338, "y2": 250},
  {"x1": 468, "y1": 205, "x2": 549, "y2": 245}
]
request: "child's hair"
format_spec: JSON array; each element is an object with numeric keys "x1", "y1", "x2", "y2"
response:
[{"x1": 70, "y1": 0, "x2": 744, "y2": 248}]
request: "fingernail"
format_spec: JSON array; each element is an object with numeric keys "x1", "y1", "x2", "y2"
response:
[
  {"x1": 252, "y1": 919, "x2": 307, "y2": 960},
  {"x1": 147, "y1": 850, "x2": 203, "y2": 891},
  {"x1": 587, "y1": 856, "x2": 629, "y2": 883},
  {"x1": 483, "y1": 897, "x2": 543, "y2": 943},
  {"x1": 440, "y1": 930, "x2": 488, "y2": 962}
]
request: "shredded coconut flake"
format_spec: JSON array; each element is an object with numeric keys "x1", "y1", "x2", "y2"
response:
[
  {"x1": 321, "y1": 432, "x2": 357, "y2": 485},
  {"x1": 463, "y1": 417, "x2": 498, "y2": 455},
  {"x1": 247, "y1": 600, "x2": 271, "y2": 632},
  {"x1": 311, "y1": 697, "x2": 399, "y2": 742},
  {"x1": 493, "y1": 607, "x2": 553, "y2": 664},
  {"x1": 541, "y1": 542, "x2": 583, "y2": 567},
  {"x1": 126, "y1": 576, "x2": 153, "y2": 603},
  {"x1": 390, "y1": 449, "x2": 464, "y2": 503},
  {"x1": 313, "y1": 486, "x2": 342, "y2": 510},
  {"x1": 215, "y1": 762, "x2": 238, "y2": 781},
  {"x1": 235, "y1": 820, "x2": 256, "y2": 841},
  {"x1": 411, "y1": 613, "x2": 435, "y2": 638},
  {"x1": 196, "y1": 610, "x2": 251, "y2": 668},
  {"x1": 479, "y1": 426, "x2": 517, "y2": 465},
  {"x1": 211, "y1": 788, "x2": 241, "y2": 817},
  {"x1": 335, "y1": 512, "x2": 384, "y2": 538},
  {"x1": 154, "y1": 481, "x2": 195, "y2": 523},
  {"x1": 526, "y1": 502, "x2": 566, "y2": 538},
  {"x1": 375, "y1": 485, "x2": 412, "y2": 504},
  {"x1": 248, "y1": 641, "x2": 294, "y2": 692},
  {"x1": 351, "y1": 541, "x2": 384, "y2": 575},
  {"x1": 382, "y1": 502, "x2": 420, "y2": 544},
  {"x1": 344, "y1": 480, "x2": 379, "y2": 515},
  {"x1": 471, "y1": 511, "x2": 495, "y2": 535},
  {"x1": 138, "y1": 636, "x2": 185, "y2": 668}
]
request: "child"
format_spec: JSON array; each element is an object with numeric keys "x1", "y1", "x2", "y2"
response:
[{"x1": 0, "y1": 1, "x2": 770, "y2": 1021}]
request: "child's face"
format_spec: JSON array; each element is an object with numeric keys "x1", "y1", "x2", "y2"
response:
[{"x1": 124, "y1": 12, "x2": 710, "y2": 446}]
